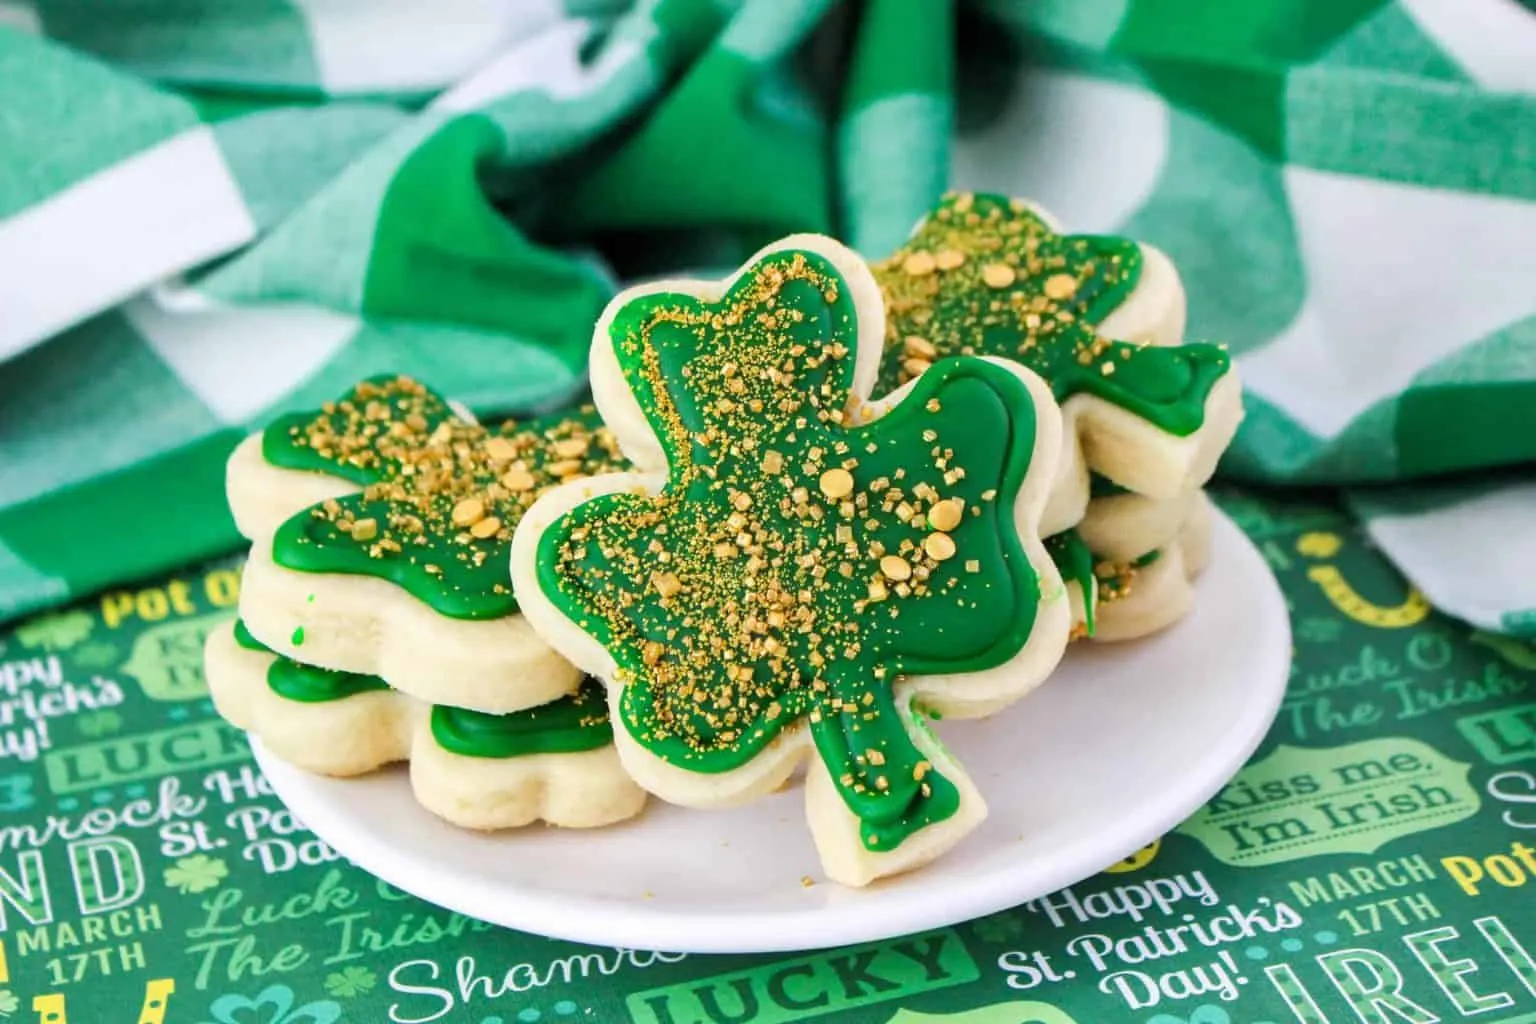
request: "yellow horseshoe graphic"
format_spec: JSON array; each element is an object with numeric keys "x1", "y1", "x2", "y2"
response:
[
  {"x1": 138, "y1": 980, "x2": 175, "y2": 1024},
  {"x1": 32, "y1": 994, "x2": 64, "y2": 1024},
  {"x1": 1104, "y1": 838, "x2": 1162, "y2": 873},
  {"x1": 1306, "y1": 566, "x2": 1431, "y2": 628}
]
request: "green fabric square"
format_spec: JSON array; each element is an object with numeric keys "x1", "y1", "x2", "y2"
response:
[
  {"x1": 1113, "y1": 0, "x2": 1387, "y2": 65},
  {"x1": 1285, "y1": 69, "x2": 1536, "y2": 199},
  {"x1": 1111, "y1": 0, "x2": 1387, "y2": 159},
  {"x1": 209, "y1": 103, "x2": 404, "y2": 230},
  {"x1": 251, "y1": 318, "x2": 583, "y2": 424},
  {"x1": 0, "y1": 431, "x2": 241, "y2": 607},
  {"x1": 1122, "y1": 108, "x2": 1304, "y2": 352},
  {"x1": 0, "y1": 311, "x2": 223, "y2": 509},
  {"x1": 361, "y1": 115, "x2": 611, "y2": 375},
  {"x1": 0, "y1": 29, "x2": 197, "y2": 219},
  {"x1": 35, "y1": 0, "x2": 322, "y2": 92},
  {"x1": 1312, "y1": 3, "x2": 1469, "y2": 81},
  {"x1": 1394, "y1": 315, "x2": 1536, "y2": 477},
  {"x1": 0, "y1": 537, "x2": 69, "y2": 621}
]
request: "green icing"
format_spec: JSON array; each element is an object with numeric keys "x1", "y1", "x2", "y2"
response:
[
  {"x1": 874, "y1": 191, "x2": 1230, "y2": 437},
  {"x1": 267, "y1": 656, "x2": 389, "y2": 704},
  {"x1": 1045, "y1": 531, "x2": 1096, "y2": 636},
  {"x1": 259, "y1": 374, "x2": 456, "y2": 482},
  {"x1": 232, "y1": 618, "x2": 263, "y2": 651},
  {"x1": 263, "y1": 375, "x2": 626, "y2": 621},
  {"x1": 537, "y1": 246, "x2": 1052, "y2": 853},
  {"x1": 230, "y1": 620, "x2": 611, "y2": 754},
  {"x1": 430, "y1": 678, "x2": 613, "y2": 758},
  {"x1": 1133, "y1": 548, "x2": 1164, "y2": 569},
  {"x1": 231, "y1": 619, "x2": 388, "y2": 703}
]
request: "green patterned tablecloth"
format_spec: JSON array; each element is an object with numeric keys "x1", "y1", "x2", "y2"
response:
[{"x1": 0, "y1": 488, "x2": 1532, "y2": 1024}]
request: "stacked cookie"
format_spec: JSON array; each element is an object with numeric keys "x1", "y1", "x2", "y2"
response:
[
  {"x1": 204, "y1": 379, "x2": 646, "y2": 830},
  {"x1": 206, "y1": 192, "x2": 1242, "y2": 888},
  {"x1": 871, "y1": 194, "x2": 1241, "y2": 642}
]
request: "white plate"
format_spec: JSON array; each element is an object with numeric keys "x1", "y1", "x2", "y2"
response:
[{"x1": 254, "y1": 509, "x2": 1289, "y2": 954}]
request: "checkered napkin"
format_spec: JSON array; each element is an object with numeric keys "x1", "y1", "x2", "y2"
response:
[{"x1": 1, "y1": 0, "x2": 1533, "y2": 637}]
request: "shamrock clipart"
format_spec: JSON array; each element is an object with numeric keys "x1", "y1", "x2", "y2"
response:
[{"x1": 513, "y1": 235, "x2": 1073, "y2": 886}]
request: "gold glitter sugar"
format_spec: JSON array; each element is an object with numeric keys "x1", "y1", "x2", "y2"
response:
[{"x1": 287, "y1": 376, "x2": 625, "y2": 586}]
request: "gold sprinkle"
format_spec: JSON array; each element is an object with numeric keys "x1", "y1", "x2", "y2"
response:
[
  {"x1": 819, "y1": 468, "x2": 854, "y2": 500},
  {"x1": 902, "y1": 357, "x2": 931, "y2": 379},
  {"x1": 553, "y1": 436, "x2": 591, "y2": 458},
  {"x1": 484, "y1": 437, "x2": 518, "y2": 463},
  {"x1": 903, "y1": 335, "x2": 937, "y2": 360},
  {"x1": 350, "y1": 518, "x2": 378, "y2": 541},
  {"x1": 928, "y1": 499, "x2": 964, "y2": 532},
  {"x1": 761, "y1": 450, "x2": 784, "y2": 475},
  {"x1": 471, "y1": 516, "x2": 502, "y2": 539},
  {"x1": 651, "y1": 572, "x2": 682, "y2": 598},
  {"x1": 924, "y1": 532, "x2": 957, "y2": 561},
  {"x1": 501, "y1": 468, "x2": 536, "y2": 491},
  {"x1": 867, "y1": 749, "x2": 886, "y2": 766},
  {"x1": 902, "y1": 251, "x2": 936, "y2": 276},
  {"x1": 731, "y1": 491, "x2": 753, "y2": 511},
  {"x1": 451, "y1": 498, "x2": 485, "y2": 527},
  {"x1": 880, "y1": 555, "x2": 913, "y2": 581},
  {"x1": 965, "y1": 559, "x2": 981, "y2": 573},
  {"x1": 934, "y1": 249, "x2": 965, "y2": 271},
  {"x1": 982, "y1": 263, "x2": 1016, "y2": 289},
  {"x1": 549, "y1": 459, "x2": 584, "y2": 477},
  {"x1": 1101, "y1": 361, "x2": 1117, "y2": 376},
  {"x1": 1044, "y1": 273, "x2": 1078, "y2": 300}
]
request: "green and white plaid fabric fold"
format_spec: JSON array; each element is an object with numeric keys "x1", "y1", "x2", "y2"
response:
[
  {"x1": 0, "y1": 0, "x2": 949, "y2": 620},
  {"x1": 953, "y1": 0, "x2": 1536, "y2": 635},
  {"x1": 1, "y1": 0, "x2": 1533, "y2": 635}
]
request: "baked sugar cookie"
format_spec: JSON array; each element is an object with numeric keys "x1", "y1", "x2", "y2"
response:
[
  {"x1": 873, "y1": 192, "x2": 1243, "y2": 534},
  {"x1": 204, "y1": 620, "x2": 646, "y2": 830},
  {"x1": 231, "y1": 377, "x2": 627, "y2": 713},
  {"x1": 1055, "y1": 494, "x2": 1215, "y2": 643},
  {"x1": 1076, "y1": 478, "x2": 1201, "y2": 564},
  {"x1": 512, "y1": 234, "x2": 1073, "y2": 886}
]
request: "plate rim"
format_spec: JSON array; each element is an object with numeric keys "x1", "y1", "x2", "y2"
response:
[{"x1": 253, "y1": 508, "x2": 1290, "y2": 953}]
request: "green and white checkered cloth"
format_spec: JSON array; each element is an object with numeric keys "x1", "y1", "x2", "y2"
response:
[{"x1": 1, "y1": 0, "x2": 1532, "y2": 636}]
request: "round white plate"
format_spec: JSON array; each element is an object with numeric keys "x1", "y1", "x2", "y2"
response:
[{"x1": 254, "y1": 508, "x2": 1289, "y2": 954}]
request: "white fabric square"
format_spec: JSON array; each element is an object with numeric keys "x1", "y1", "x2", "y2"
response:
[{"x1": 1242, "y1": 166, "x2": 1536, "y2": 438}]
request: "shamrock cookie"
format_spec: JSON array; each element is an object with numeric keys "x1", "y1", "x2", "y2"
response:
[
  {"x1": 1076, "y1": 480, "x2": 1202, "y2": 564},
  {"x1": 512, "y1": 235, "x2": 1073, "y2": 886},
  {"x1": 204, "y1": 621, "x2": 646, "y2": 830},
  {"x1": 1058, "y1": 495, "x2": 1214, "y2": 643},
  {"x1": 872, "y1": 191, "x2": 1243, "y2": 535},
  {"x1": 229, "y1": 377, "x2": 627, "y2": 713}
]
